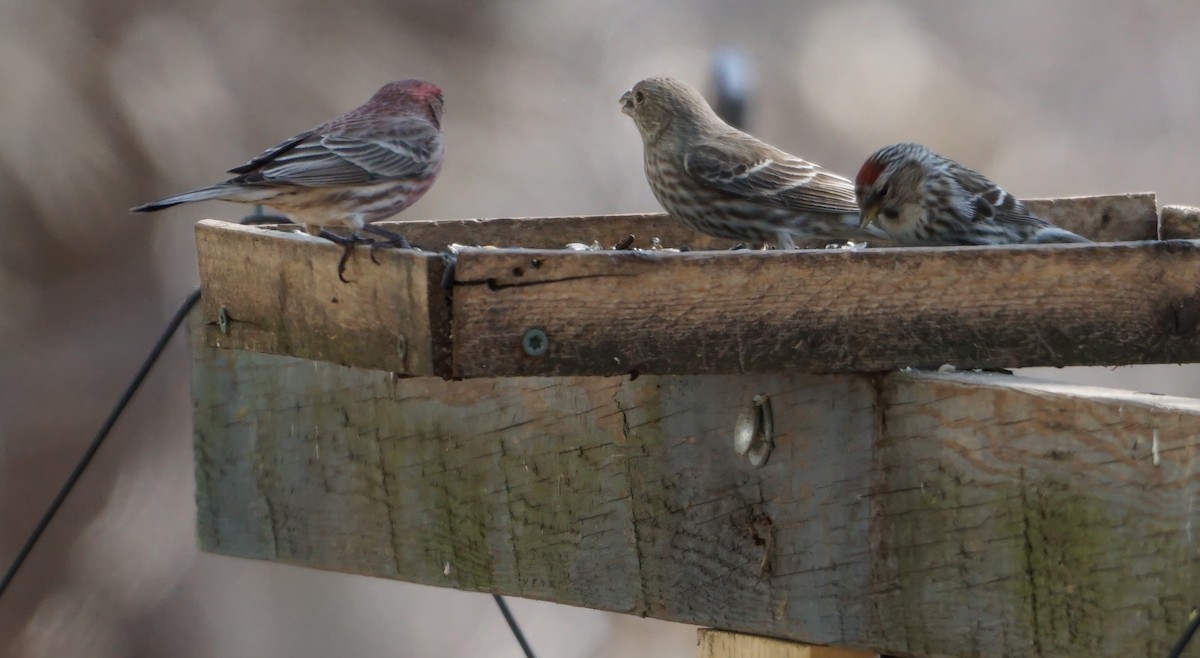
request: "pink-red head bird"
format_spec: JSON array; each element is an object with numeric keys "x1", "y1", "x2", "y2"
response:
[{"x1": 132, "y1": 79, "x2": 445, "y2": 239}]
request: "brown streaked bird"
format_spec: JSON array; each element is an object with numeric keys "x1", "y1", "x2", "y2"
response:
[
  {"x1": 619, "y1": 76, "x2": 888, "y2": 248},
  {"x1": 132, "y1": 79, "x2": 445, "y2": 279},
  {"x1": 855, "y1": 142, "x2": 1089, "y2": 246}
]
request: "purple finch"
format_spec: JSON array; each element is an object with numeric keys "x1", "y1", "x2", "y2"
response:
[{"x1": 133, "y1": 79, "x2": 445, "y2": 278}]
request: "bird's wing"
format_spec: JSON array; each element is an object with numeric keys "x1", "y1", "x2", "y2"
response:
[
  {"x1": 226, "y1": 131, "x2": 316, "y2": 175},
  {"x1": 684, "y1": 138, "x2": 859, "y2": 214},
  {"x1": 228, "y1": 117, "x2": 442, "y2": 187},
  {"x1": 950, "y1": 162, "x2": 1049, "y2": 228}
]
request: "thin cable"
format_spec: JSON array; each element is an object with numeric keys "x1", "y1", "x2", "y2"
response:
[
  {"x1": 1168, "y1": 608, "x2": 1200, "y2": 658},
  {"x1": 2, "y1": 210, "x2": 537, "y2": 658},
  {"x1": 0, "y1": 287, "x2": 201, "y2": 599},
  {"x1": 493, "y1": 594, "x2": 537, "y2": 658}
]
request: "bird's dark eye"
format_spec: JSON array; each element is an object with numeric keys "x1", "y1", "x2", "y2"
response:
[
  {"x1": 634, "y1": 91, "x2": 645, "y2": 104},
  {"x1": 878, "y1": 183, "x2": 890, "y2": 197},
  {"x1": 883, "y1": 208, "x2": 900, "y2": 220}
]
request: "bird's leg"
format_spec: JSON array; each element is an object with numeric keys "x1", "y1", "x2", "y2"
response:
[
  {"x1": 360, "y1": 225, "x2": 414, "y2": 265},
  {"x1": 362, "y1": 224, "x2": 413, "y2": 250}
]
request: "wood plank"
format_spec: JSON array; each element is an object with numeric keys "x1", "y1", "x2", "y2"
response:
[
  {"x1": 255, "y1": 193, "x2": 1157, "y2": 251},
  {"x1": 191, "y1": 339, "x2": 1200, "y2": 657},
  {"x1": 193, "y1": 194, "x2": 1168, "y2": 377},
  {"x1": 698, "y1": 629, "x2": 878, "y2": 657},
  {"x1": 1022, "y1": 193, "x2": 1157, "y2": 242},
  {"x1": 196, "y1": 220, "x2": 450, "y2": 376},
  {"x1": 259, "y1": 212, "x2": 740, "y2": 251},
  {"x1": 1162, "y1": 205, "x2": 1200, "y2": 240},
  {"x1": 384, "y1": 212, "x2": 742, "y2": 251},
  {"x1": 450, "y1": 239, "x2": 1200, "y2": 377}
]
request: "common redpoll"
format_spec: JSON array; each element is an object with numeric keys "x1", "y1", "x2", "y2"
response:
[
  {"x1": 620, "y1": 77, "x2": 888, "y2": 249},
  {"x1": 133, "y1": 79, "x2": 445, "y2": 278},
  {"x1": 854, "y1": 142, "x2": 1088, "y2": 246}
]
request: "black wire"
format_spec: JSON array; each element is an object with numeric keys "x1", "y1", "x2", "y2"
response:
[
  {"x1": 0, "y1": 287, "x2": 201, "y2": 599},
  {"x1": 2, "y1": 207, "x2": 536, "y2": 658},
  {"x1": 1168, "y1": 608, "x2": 1200, "y2": 658},
  {"x1": 493, "y1": 594, "x2": 537, "y2": 658}
]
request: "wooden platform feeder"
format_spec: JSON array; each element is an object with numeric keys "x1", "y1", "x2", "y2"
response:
[{"x1": 191, "y1": 194, "x2": 1200, "y2": 658}]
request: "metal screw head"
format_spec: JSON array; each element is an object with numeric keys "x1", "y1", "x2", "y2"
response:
[{"x1": 522, "y1": 328, "x2": 548, "y2": 357}]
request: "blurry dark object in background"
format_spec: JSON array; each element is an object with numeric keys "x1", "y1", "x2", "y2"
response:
[{"x1": 709, "y1": 47, "x2": 754, "y2": 130}]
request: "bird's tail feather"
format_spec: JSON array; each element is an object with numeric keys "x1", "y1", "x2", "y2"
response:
[{"x1": 130, "y1": 184, "x2": 235, "y2": 213}]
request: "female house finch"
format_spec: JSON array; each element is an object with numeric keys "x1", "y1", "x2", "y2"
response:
[
  {"x1": 133, "y1": 79, "x2": 445, "y2": 279},
  {"x1": 620, "y1": 77, "x2": 888, "y2": 249},
  {"x1": 854, "y1": 142, "x2": 1089, "y2": 246}
]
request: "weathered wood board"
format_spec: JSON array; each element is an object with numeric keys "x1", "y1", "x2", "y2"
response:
[
  {"x1": 192, "y1": 336, "x2": 1200, "y2": 658},
  {"x1": 451, "y1": 239, "x2": 1200, "y2": 377},
  {"x1": 375, "y1": 212, "x2": 744, "y2": 251},
  {"x1": 697, "y1": 629, "x2": 878, "y2": 658},
  {"x1": 1163, "y1": 205, "x2": 1200, "y2": 240},
  {"x1": 196, "y1": 221, "x2": 450, "y2": 375},
  {"x1": 1021, "y1": 193, "x2": 1157, "y2": 242},
  {"x1": 194, "y1": 194, "x2": 1200, "y2": 379}
]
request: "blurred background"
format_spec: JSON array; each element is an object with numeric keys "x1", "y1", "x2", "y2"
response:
[{"x1": 2, "y1": 1, "x2": 1200, "y2": 656}]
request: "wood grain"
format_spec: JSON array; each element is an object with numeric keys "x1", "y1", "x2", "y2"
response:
[
  {"x1": 192, "y1": 339, "x2": 1200, "y2": 657},
  {"x1": 450, "y1": 239, "x2": 1200, "y2": 377},
  {"x1": 697, "y1": 629, "x2": 877, "y2": 658},
  {"x1": 196, "y1": 220, "x2": 450, "y2": 375}
]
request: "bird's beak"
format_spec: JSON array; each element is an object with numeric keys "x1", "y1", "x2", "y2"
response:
[
  {"x1": 619, "y1": 90, "x2": 634, "y2": 116},
  {"x1": 859, "y1": 202, "x2": 879, "y2": 229}
]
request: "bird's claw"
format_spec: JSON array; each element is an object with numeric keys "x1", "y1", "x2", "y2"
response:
[
  {"x1": 337, "y1": 246, "x2": 354, "y2": 283},
  {"x1": 318, "y1": 230, "x2": 373, "y2": 283},
  {"x1": 319, "y1": 227, "x2": 418, "y2": 282}
]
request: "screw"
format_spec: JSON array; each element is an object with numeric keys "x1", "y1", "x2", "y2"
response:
[{"x1": 522, "y1": 328, "x2": 548, "y2": 357}]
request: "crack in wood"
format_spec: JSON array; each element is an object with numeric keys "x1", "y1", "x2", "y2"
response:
[
  {"x1": 1019, "y1": 469, "x2": 1045, "y2": 656},
  {"x1": 374, "y1": 427, "x2": 404, "y2": 578}
]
